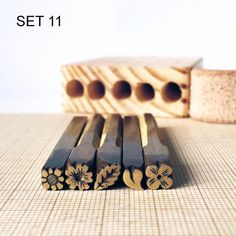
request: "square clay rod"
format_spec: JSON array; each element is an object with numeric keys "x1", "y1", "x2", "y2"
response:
[{"x1": 41, "y1": 117, "x2": 87, "y2": 190}]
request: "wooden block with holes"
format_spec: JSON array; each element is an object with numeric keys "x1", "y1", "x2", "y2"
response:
[{"x1": 61, "y1": 57, "x2": 202, "y2": 117}]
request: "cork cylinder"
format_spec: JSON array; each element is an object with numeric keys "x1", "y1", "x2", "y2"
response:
[{"x1": 190, "y1": 69, "x2": 236, "y2": 123}]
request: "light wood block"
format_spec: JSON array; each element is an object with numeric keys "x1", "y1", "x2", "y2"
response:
[{"x1": 61, "y1": 57, "x2": 202, "y2": 117}]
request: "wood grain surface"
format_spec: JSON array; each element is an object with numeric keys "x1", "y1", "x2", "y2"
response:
[{"x1": 61, "y1": 57, "x2": 202, "y2": 117}]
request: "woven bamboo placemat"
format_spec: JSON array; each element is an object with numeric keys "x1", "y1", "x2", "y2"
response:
[{"x1": 0, "y1": 114, "x2": 235, "y2": 236}]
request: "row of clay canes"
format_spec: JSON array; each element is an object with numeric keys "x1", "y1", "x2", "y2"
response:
[{"x1": 41, "y1": 114, "x2": 173, "y2": 191}]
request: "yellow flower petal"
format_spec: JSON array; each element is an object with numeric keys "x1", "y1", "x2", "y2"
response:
[
  {"x1": 66, "y1": 177, "x2": 74, "y2": 185},
  {"x1": 51, "y1": 185, "x2": 57, "y2": 191},
  {"x1": 83, "y1": 182, "x2": 90, "y2": 190},
  {"x1": 85, "y1": 172, "x2": 93, "y2": 182},
  {"x1": 81, "y1": 164, "x2": 88, "y2": 173},
  {"x1": 145, "y1": 165, "x2": 159, "y2": 178},
  {"x1": 42, "y1": 182, "x2": 50, "y2": 190},
  {"x1": 54, "y1": 169, "x2": 62, "y2": 177},
  {"x1": 65, "y1": 166, "x2": 76, "y2": 176},
  {"x1": 41, "y1": 177, "x2": 47, "y2": 183},
  {"x1": 78, "y1": 182, "x2": 83, "y2": 190},
  {"x1": 58, "y1": 176, "x2": 64, "y2": 182},
  {"x1": 158, "y1": 164, "x2": 173, "y2": 177},
  {"x1": 75, "y1": 164, "x2": 82, "y2": 173},
  {"x1": 69, "y1": 182, "x2": 77, "y2": 190},
  {"x1": 49, "y1": 168, "x2": 53, "y2": 174},
  {"x1": 160, "y1": 177, "x2": 173, "y2": 189},
  {"x1": 147, "y1": 178, "x2": 161, "y2": 190},
  {"x1": 57, "y1": 183, "x2": 63, "y2": 190},
  {"x1": 75, "y1": 163, "x2": 82, "y2": 172},
  {"x1": 42, "y1": 170, "x2": 48, "y2": 177},
  {"x1": 79, "y1": 181, "x2": 89, "y2": 191}
]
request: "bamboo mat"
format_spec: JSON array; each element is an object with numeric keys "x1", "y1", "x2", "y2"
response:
[{"x1": 0, "y1": 114, "x2": 235, "y2": 236}]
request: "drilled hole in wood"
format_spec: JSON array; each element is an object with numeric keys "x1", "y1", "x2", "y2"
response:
[
  {"x1": 112, "y1": 81, "x2": 132, "y2": 99},
  {"x1": 88, "y1": 80, "x2": 105, "y2": 99},
  {"x1": 66, "y1": 80, "x2": 84, "y2": 97},
  {"x1": 135, "y1": 83, "x2": 155, "y2": 101},
  {"x1": 161, "y1": 82, "x2": 182, "y2": 102}
]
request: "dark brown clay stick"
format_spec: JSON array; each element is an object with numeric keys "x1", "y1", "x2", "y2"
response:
[
  {"x1": 65, "y1": 114, "x2": 105, "y2": 190},
  {"x1": 41, "y1": 117, "x2": 87, "y2": 191},
  {"x1": 94, "y1": 114, "x2": 122, "y2": 190},
  {"x1": 141, "y1": 113, "x2": 173, "y2": 190},
  {"x1": 122, "y1": 116, "x2": 144, "y2": 190}
]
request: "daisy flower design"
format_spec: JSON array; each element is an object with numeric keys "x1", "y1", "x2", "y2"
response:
[
  {"x1": 145, "y1": 163, "x2": 173, "y2": 190},
  {"x1": 41, "y1": 168, "x2": 64, "y2": 190},
  {"x1": 65, "y1": 163, "x2": 93, "y2": 190}
]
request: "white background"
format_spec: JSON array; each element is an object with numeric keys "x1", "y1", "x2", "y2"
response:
[{"x1": 0, "y1": 0, "x2": 236, "y2": 112}]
